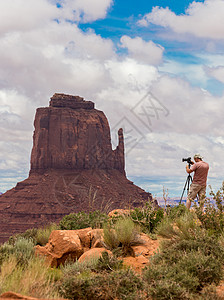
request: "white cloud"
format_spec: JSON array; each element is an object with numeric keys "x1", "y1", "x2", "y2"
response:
[
  {"x1": 159, "y1": 59, "x2": 208, "y2": 87},
  {"x1": 0, "y1": 1, "x2": 115, "y2": 191},
  {"x1": 0, "y1": 0, "x2": 58, "y2": 35},
  {"x1": 120, "y1": 36, "x2": 164, "y2": 65},
  {"x1": 0, "y1": 22, "x2": 115, "y2": 101},
  {"x1": 206, "y1": 66, "x2": 224, "y2": 83},
  {"x1": 139, "y1": 0, "x2": 224, "y2": 39},
  {"x1": 58, "y1": 0, "x2": 113, "y2": 22},
  {"x1": 94, "y1": 72, "x2": 224, "y2": 197},
  {"x1": 0, "y1": 0, "x2": 113, "y2": 36}
]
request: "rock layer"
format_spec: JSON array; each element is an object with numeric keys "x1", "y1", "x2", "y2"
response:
[{"x1": 0, "y1": 93, "x2": 152, "y2": 243}]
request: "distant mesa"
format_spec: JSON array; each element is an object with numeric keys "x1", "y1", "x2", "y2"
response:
[{"x1": 0, "y1": 93, "x2": 152, "y2": 243}]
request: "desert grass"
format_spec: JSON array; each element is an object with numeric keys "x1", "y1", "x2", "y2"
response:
[
  {"x1": 103, "y1": 217, "x2": 141, "y2": 256},
  {"x1": 0, "y1": 254, "x2": 60, "y2": 299},
  {"x1": 35, "y1": 222, "x2": 59, "y2": 245}
]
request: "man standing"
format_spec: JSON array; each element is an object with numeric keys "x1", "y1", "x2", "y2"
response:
[{"x1": 185, "y1": 153, "x2": 209, "y2": 209}]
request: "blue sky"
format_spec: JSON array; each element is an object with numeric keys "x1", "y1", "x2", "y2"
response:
[
  {"x1": 79, "y1": 0, "x2": 224, "y2": 96},
  {"x1": 80, "y1": 0, "x2": 200, "y2": 36},
  {"x1": 0, "y1": 0, "x2": 224, "y2": 201}
]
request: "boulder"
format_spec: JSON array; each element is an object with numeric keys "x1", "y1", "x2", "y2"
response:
[
  {"x1": 35, "y1": 230, "x2": 84, "y2": 267},
  {"x1": 108, "y1": 209, "x2": 132, "y2": 218},
  {"x1": 78, "y1": 248, "x2": 112, "y2": 263},
  {"x1": 89, "y1": 229, "x2": 104, "y2": 248},
  {"x1": 74, "y1": 227, "x2": 92, "y2": 249}
]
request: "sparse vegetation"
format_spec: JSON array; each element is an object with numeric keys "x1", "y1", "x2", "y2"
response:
[
  {"x1": 103, "y1": 217, "x2": 141, "y2": 256},
  {"x1": 0, "y1": 237, "x2": 34, "y2": 267},
  {"x1": 59, "y1": 262, "x2": 144, "y2": 300},
  {"x1": 35, "y1": 222, "x2": 59, "y2": 245},
  {"x1": 0, "y1": 255, "x2": 60, "y2": 298},
  {"x1": 59, "y1": 210, "x2": 109, "y2": 230},
  {"x1": 8, "y1": 222, "x2": 59, "y2": 246},
  {"x1": 193, "y1": 183, "x2": 224, "y2": 235},
  {"x1": 143, "y1": 212, "x2": 224, "y2": 299},
  {"x1": 1, "y1": 184, "x2": 224, "y2": 299},
  {"x1": 129, "y1": 199, "x2": 164, "y2": 233}
]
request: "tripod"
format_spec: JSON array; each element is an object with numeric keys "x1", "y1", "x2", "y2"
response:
[{"x1": 180, "y1": 163, "x2": 193, "y2": 204}]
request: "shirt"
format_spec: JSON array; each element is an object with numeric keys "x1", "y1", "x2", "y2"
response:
[{"x1": 190, "y1": 161, "x2": 209, "y2": 186}]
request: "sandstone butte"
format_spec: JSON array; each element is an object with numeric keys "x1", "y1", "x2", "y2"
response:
[{"x1": 0, "y1": 93, "x2": 153, "y2": 244}]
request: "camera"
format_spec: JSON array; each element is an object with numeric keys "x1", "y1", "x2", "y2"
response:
[{"x1": 182, "y1": 157, "x2": 192, "y2": 164}]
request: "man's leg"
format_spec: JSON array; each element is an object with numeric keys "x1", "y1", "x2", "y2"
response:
[
  {"x1": 198, "y1": 186, "x2": 206, "y2": 211},
  {"x1": 186, "y1": 183, "x2": 201, "y2": 209}
]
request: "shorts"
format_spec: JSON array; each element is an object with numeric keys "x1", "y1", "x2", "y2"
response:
[{"x1": 187, "y1": 183, "x2": 206, "y2": 202}]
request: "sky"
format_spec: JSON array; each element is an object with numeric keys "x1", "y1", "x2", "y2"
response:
[{"x1": 0, "y1": 0, "x2": 224, "y2": 199}]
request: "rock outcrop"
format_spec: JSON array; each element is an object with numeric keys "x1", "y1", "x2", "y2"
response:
[
  {"x1": 0, "y1": 93, "x2": 152, "y2": 243},
  {"x1": 31, "y1": 93, "x2": 124, "y2": 173},
  {"x1": 35, "y1": 228, "x2": 158, "y2": 269}
]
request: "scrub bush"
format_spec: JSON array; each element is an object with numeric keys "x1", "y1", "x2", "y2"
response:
[
  {"x1": 59, "y1": 210, "x2": 108, "y2": 230},
  {"x1": 0, "y1": 237, "x2": 34, "y2": 267},
  {"x1": 194, "y1": 183, "x2": 224, "y2": 236},
  {"x1": 59, "y1": 267, "x2": 145, "y2": 300},
  {"x1": 143, "y1": 212, "x2": 224, "y2": 299},
  {"x1": 103, "y1": 217, "x2": 141, "y2": 256},
  {"x1": 129, "y1": 200, "x2": 164, "y2": 233}
]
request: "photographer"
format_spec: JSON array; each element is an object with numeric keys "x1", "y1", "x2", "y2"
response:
[{"x1": 185, "y1": 154, "x2": 209, "y2": 209}]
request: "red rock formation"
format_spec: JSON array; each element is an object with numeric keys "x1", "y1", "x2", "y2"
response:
[
  {"x1": 30, "y1": 93, "x2": 125, "y2": 173},
  {"x1": 0, "y1": 93, "x2": 152, "y2": 244}
]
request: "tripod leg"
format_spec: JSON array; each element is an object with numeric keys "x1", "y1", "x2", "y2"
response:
[
  {"x1": 180, "y1": 178, "x2": 189, "y2": 203},
  {"x1": 187, "y1": 175, "x2": 192, "y2": 194}
]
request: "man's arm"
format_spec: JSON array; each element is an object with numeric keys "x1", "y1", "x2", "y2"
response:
[{"x1": 186, "y1": 164, "x2": 193, "y2": 174}]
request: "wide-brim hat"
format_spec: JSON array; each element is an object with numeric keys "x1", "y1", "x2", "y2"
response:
[{"x1": 194, "y1": 153, "x2": 203, "y2": 159}]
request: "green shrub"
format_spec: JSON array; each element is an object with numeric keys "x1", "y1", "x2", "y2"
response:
[
  {"x1": 0, "y1": 237, "x2": 34, "y2": 267},
  {"x1": 0, "y1": 242, "x2": 14, "y2": 266},
  {"x1": 156, "y1": 211, "x2": 201, "y2": 242},
  {"x1": 13, "y1": 237, "x2": 34, "y2": 266},
  {"x1": 144, "y1": 248, "x2": 222, "y2": 299},
  {"x1": 103, "y1": 217, "x2": 141, "y2": 256},
  {"x1": 61, "y1": 257, "x2": 99, "y2": 276},
  {"x1": 8, "y1": 228, "x2": 38, "y2": 245},
  {"x1": 102, "y1": 269, "x2": 144, "y2": 300},
  {"x1": 166, "y1": 203, "x2": 188, "y2": 220},
  {"x1": 96, "y1": 251, "x2": 123, "y2": 272},
  {"x1": 144, "y1": 268, "x2": 191, "y2": 300},
  {"x1": 130, "y1": 200, "x2": 164, "y2": 233},
  {"x1": 59, "y1": 210, "x2": 109, "y2": 230},
  {"x1": 36, "y1": 223, "x2": 59, "y2": 245},
  {"x1": 177, "y1": 250, "x2": 222, "y2": 286},
  {"x1": 103, "y1": 224, "x2": 120, "y2": 250},
  {"x1": 193, "y1": 182, "x2": 224, "y2": 236},
  {"x1": 59, "y1": 267, "x2": 145, "y2": 300},
  {"x1": 8, "y1": 223, "x2": 59, "y2": 246},
  {"x1": 143, "y1": 212, "x2": 224, "y2": 299},
  {"x1": 115, "y1": 218, "x2": 139, "y2": 246},
  {"x1": 59, "y1": 271, "x2": 93, "y2": 300}
]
